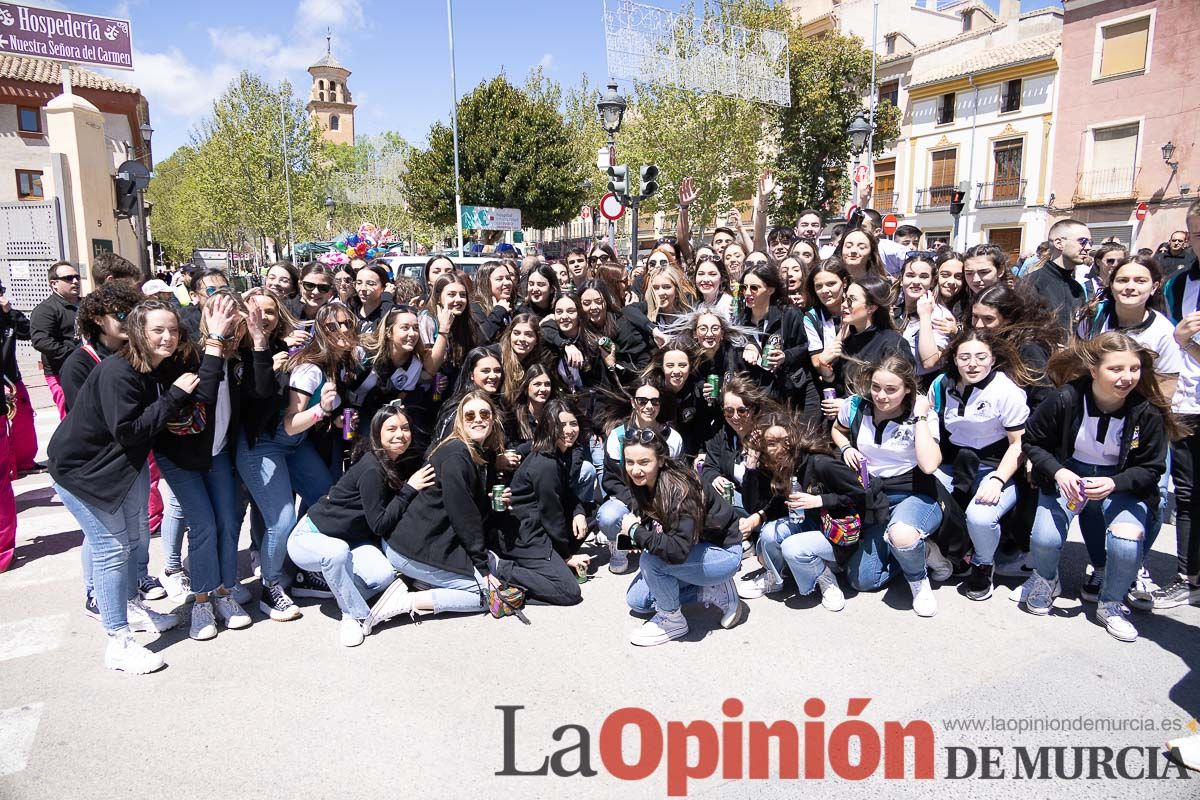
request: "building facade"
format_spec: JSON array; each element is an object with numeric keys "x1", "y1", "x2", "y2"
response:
[
  {"x1": 306, "y1": 42, "x2": 356, "y2": 147},
  {"x1": 1049, "y1": 0, "x2": 1198, "y2": 249}
]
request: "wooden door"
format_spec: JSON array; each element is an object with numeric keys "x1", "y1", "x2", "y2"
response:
[
  {"x1": 988, "y1": 228, "x2": 1023, "y2": 268},
  {"x1": 993, "y1": 140, "x2": 1023, "y2": 201}
]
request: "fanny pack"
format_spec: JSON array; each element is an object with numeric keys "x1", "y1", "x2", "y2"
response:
[
  {"x1": 820, "y1": 511, "x2": 862, "y2": 546},
  {"x1": 487, "y1": 581, "x2": 531, "y2": 625},
  {"x1": 166, "y1": 401, "x2": 207, "y2": 436}
]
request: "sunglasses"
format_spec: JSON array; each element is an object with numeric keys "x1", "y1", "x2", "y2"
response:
[
  {"x1": 385, "y1": 398, "x2": 407, "y2": 411},
  {"x1": 588, "y1": 255, "x2": 611, "y2": 264},
  {"x1": 696, "y1": 254, "x2": 720, "y2": 264},
  {"x1": 633, "y1": 396, "x2": 661, "y2": 407},
  {"x1": 723, "y1": 406, "x2": 751, "y2": 418},
  {"x1": 625, "y1": 427, "x2": 662, "y2": 444},
  {"x1": 53, "y1": 274, "x2": 80, "y2": 283},
  {"x1": 302, "y1": 280, "x2": 333, "y2": 293},
  {"x1": 657, "y1": 236, "x2": 678, "y2": 245},
  {"x1": 463, "y1": 408, "x2": 493, "y2": 422},
  {"x1": 203, "y1": 286, "x2": 221, "y2": 297},
  {"x1": 647, "y1": 258, "x2": 670, "y2": 267},
  {"x1": 745, "y1": 259, "x2": 769, "y2": 267},
  {"x1": 112, "y1": 310, "x2": 128, "y2": 322},
  {"x1": 323, "y1": 319, "x2": 354, "y2": 332}
]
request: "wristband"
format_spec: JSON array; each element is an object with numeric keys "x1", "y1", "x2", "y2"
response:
[
  {"x1": 986, "y1": 474, "x2": 1006, "y2": 486},
  {"x1": 311, "y1": 406, "x2": 328, "y2": 423},
  {"x1": 206, "y1": 332, "x2": 229, "y2": 341},
  {"x1": 838, "y1": 445, "x2": 852, "y2": 456}
]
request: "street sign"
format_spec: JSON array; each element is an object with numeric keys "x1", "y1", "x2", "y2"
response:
[
  {"x1": 460, "y1": 205, "x2": 522, "y2": 231},
  {"x1": 853, "y1": 164, "x2": 869, "y2": 184},
  {"x1": 581, "y1": 206, "x2": 591, "y2": 220},
  {"x1": 881, "y1": 213, "x2": 899, "y2": 236},
  {"x1": 599, "y1": 192, "x2": 625, "y2": 221},
  {"x1": 0, "y1": 3, "x2": 134, "y2": 70},
  {"x1": 1135, "y1": 202, "x2": 1149, "y2": 222}
]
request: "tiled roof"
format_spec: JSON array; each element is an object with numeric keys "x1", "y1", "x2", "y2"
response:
[
  {"x1": 910, "y1": 31, "x2": 1060, "y2": 88},
  {"x1": 310, "y1": 52, "x2": 347, "y2": 70},
  {"x1": 0, "y1": 54, "x2": 139, "y2": 93}
]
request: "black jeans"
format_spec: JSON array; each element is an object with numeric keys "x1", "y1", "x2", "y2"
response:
[
  {"x1": 493, "y1": 552, "x2": 583, "y2": 606},
  {"x1": 1170, "y1": 417, "x2": 1200, "y2": 578}
]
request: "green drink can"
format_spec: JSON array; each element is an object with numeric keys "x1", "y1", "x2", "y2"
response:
[
  {"x1": 706, "y1": 373, "x2": 720, "y2": 402},
  {"x1": 491, "y1": 485, "x2": 506, "y2": 512},
  {"x1": 721, "y1": 483, "x2": 734, "y2": 504}
]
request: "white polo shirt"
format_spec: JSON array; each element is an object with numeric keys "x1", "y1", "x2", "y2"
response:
[
  {"x1": 1084, "y1": 308, "x2": 1182, "y2": 375},
  {"x1": 1073, "y1": 392, "x2": 1124, "y2": 467},
  {"x1": 933, "y1": 371, "x2": 1028, "y2": 450},
  {"x1": 838, "y1": 398, "x2": 939, "y2": 479},
  {"x1": 900, "y1": 304, "x2": 954, "y2": 376}
]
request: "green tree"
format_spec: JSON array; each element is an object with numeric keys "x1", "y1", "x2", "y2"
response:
[
  {"x1": 146, "y1": 146, "x2": 211, "y2": 262},
  {"x1": 405, "y1": 75, "x2": 588, "y2": 238}
]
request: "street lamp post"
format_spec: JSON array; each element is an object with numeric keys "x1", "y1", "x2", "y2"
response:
[
  {"x1": 325, "y1": 194, "x2": 336, "y2": 238},
  {"x1": 847, "y1": 109, "x2": 871, "y2": 208},
  {"x1": 136, "y1": 122, "x2": 153, "y2": 279},
  {"x1": 596, "y1": 81, "x2": 627, "y2": 251}
]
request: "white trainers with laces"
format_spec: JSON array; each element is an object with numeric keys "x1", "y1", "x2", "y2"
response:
[
  {"x1": 630, "y1": 609, "x2": 689, "y2": 646},
  {"x1": 700, "y1": 578, "x2": 748, "y2": 629},
  {"x1": 1125, "y1": 567, "x2": 1157, "y2": 612},
  {"x1": 1021, "y1": 573, "x2": 1061, "y2": 615},
  {"x1": 1098, "y1": 601, "x2": 1138, "y2": 642},
  {"x1": 816, "y1": 566, "x2": 846, "y2": 612},
  {"x1": 737, "y1": 568, "x2": 783, "y2": 599},
  {"x1": 924, "y1": 541, "x2": 953, "y2": 583},
  {"x1": 104, "y1": 630, "x2": 164, "y2": 674},
  {"x1": 908, "y1": 577, "x2": 938, "y2": 617},
  {"x1": 363, "y1": 579, "x2": 412, "y2": 635},
  {"x1": 161, "y1": 569, "x2": 193, "y2": 601},
  {"x1": 189, "y1": 601, "x2": 218, "y2": 641},
  {"x1": 126, "y1": 599, "x2": 180, "y2": 633},
  {"x1": 340, "y1": 615, "x2": 365, "y2": 648},
  {"x1": 213, "y1": 593, "x2": 251, "y2": 629}
]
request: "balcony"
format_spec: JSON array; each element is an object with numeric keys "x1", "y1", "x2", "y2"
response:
[
  {"x1": 1073, "y1": 167, "x2": 1137, "y2": 203},
  {"x1": 976, "y1": 179, "x2": 1027, "y2": 208},
  {"x1": 915, "y1": 186, "x2": 954, "y2": 212},
  {"x1": 872, "y1": 191, "x2": 899, "y2": 214}
]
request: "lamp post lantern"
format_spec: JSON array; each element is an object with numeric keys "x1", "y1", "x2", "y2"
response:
[
  {"x1": 596, "y1": 81, "x2": 627, "y2": 250},
  {"x1": 134, "y1": 122, "x2": 154, "y2": 278},
  {"x1": 325, "y1": 193, "x2": 336, "y2": 237},
  {"x1": 1162, "y1": 141, "x2": 1179, "y2": 172}
]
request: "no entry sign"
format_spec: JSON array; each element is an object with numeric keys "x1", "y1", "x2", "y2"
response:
[
  {"x1": 599, "y1": 192, "x2": 625, "y2": 221},
  {"x1": 881, "y1": 213, "x2": 899, "y2": 236}
]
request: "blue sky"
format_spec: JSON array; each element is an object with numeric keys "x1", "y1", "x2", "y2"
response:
[{"x1": 31, "y1": 0, "x2": 1059, "y2": 160}]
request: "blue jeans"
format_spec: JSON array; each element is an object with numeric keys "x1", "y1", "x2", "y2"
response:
[
  {"x1": 158, "y1": 479, "x2": 186, "y2": 572},
  {"x1": 597, "y1": 497, "x2": 628, "y2": 540},
  {"x1": 758, "y1": 515, "x2": 813, "y2": 583},
  {"x1": 382, "y1": 542, "x2": 486, "y2": 614},
  {"x1": 876, "y1": 492, "x2": 943, "y2": 584},
  {"x1": 56, "y1": 466, "x2": 150, "y2": 632},
  {"x1": 80, "y1": 508, "x2": 150, "y2": 595},
  {"x1": 625, "y1": 541, "x2": 741, "y2": 614},
  {"x1": 288, "y1": 516, "x2": 397, "y2": 619},
  {"x1": 936, "y1": 464, "x2": 1017, "y2": 566},
  {"x1": 574, "y1": 460, "x2": 597, "y2": 505},
  {"x1": 590, "y1": 435, "x2": 605, "y2": 496},
  {"x1": 1031, "y1": 461, "x2": 1148, "y2": 604},
  {"x1": 155, "y1": 448, "x2": 240, "y2": 594},
  {"x1": 757, "y1": 517, "x2": 831, "y2": 593},
  {"x1": 235, "y1": 428, "x2": 333, "y2": 586}
]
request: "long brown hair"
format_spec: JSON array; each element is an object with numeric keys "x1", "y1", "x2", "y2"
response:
[
  {"x1": 622, "y1": 427, "x2": 704, "y2": 540},
  {"x1": 500, "y1": 313, "x2": 542, "y2": 405},
  {"x1": 751, "y1": 411, "x2": 832, "y2": 496},
  {"x1": 287, "y1": 302, "x2": 360, "y2": 377},
  {"x1": 362, "y1": 304, "x2": 429, "y2": 373},
  {"x1": 846, "y1": 353, "x2": 920, "y2": 422},
  {"x1": 121, "y1": 299, "x2": 192, "y2": 373},
  {"x1": 1046, "y1": 331, "x2": 1188, "y2": 441},
  {"x1": 242, "y1": 286, "x2": 297, "y2": 350},
  {"x1": 943, "y1": 328, "x2": 1039, "y2": 389}
]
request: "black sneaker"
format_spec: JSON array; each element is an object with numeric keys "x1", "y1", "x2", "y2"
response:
[
  {"x1": 292, "y1": 569, "x2": 334, "y2": 599},
  {"x1": 138, "y1": 575, "x2": 167, "y2": 601},
  {"x1": 965, "y1": 563, "x2": 994, "y2": 601},
  {"x1": 1079, "y1": 568, "x2": 1104, "y2": 603},
  {"x1": 83, "y1": 592, "x2": 99, "y2": 620},
  {"x1": 259, "y1": 583, "x2": 301, "y2": 621},
  {"x1": 1152, "y1": 577, "x2": 1200, "y2": 609},
  {"x1": 952, "y1": 557, "x2": 973, "y2": 578}
]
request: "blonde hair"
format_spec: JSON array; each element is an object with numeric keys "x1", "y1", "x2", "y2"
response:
[
  {"x1": 432, "y1": 390, "x2": 505, "y2": 464},
  {"x1": 645, "y1": 262, "x2": 698, "y2": 322}
]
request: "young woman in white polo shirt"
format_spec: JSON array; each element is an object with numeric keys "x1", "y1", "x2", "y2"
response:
[
  {"x1": 1019, "y1": 332, "x2": 1176, "y2": 642},
  {"x1": 928, "y1": 330, "x2": 1031, "y2": 602},
  {"x1": 831, "y1": 355, "x2": 944, "y2": 616}
]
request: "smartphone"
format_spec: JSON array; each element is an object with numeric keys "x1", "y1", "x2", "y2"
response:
[
  {"x1": 846, "y1": 208, "x2": 864, "y2": 231},
  {"x1": 615, "y1": 533, "x2": 638, "y2": 551}
]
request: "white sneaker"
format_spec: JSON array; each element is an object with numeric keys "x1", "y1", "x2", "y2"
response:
[
  {"x1": 104, "y1": 630, "x2": 164, "y2": 674},
  {"x1": 189, "y1": 601, "x2": 218, "y2": 641},
  {"x1": 228, "y1": 582, "x2": 252, "y2": 606},
  {"x1": 1125, "y1": 567, "x2": 1156, "y2": 612},
  {"x1": 250, "y1": 550, "x2": 261, "y2": 579},
  {"x1": 924, "y1": 540, "x2": 953, "y2": 583},
  {"x1": 994, "y1": 550, "x2": 1034, "y2": 578},
  {"x1": 608, "y1": 545, "x2": 633, "y2": 575},
  {"x1": 340, "y1": 615, "x2": 365, "y2": 648},
  {"x1": 737, "y1": 568, "x2": 783, "y2": 600},
  {"x1": 630, "y1": 609, "x2": 689, "y2": 646},
  {"x1": 1022, "y1": 573, "x2": 1061, "y2": 616},
  {"x1": 161, "y1": 569, "x2": 193, "y2": 601},
  {"x1": 1098, "y1": 601, "x2": 1138, "y2": 642},
  {"x1": 700, "y1": 578, "x2": 749, "y2": 629},
  {"x1": 213, "y1": 594, "x2": 251, "y2": 630},
  {"x1": 363, "y1": 579, "x2": 412, "y2": 635},
  {"x1": 126, "y1": 599, "x2": 180, "y2": 633},
  {"x1": 908, "y1": 577, "x2": 938, "y2": 617},
  {"x1": 816, "y1": 566, "x2": 846, "y2": 612}
]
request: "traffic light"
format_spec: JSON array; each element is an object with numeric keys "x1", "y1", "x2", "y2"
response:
[
  {"x1": 949, "y1": 188, "x2": 966, "y2": 216},
  {"x1": 607, "y1": 164, "x2": 629, "y2": 197},
  {"x1": 114, "y1": 175, "x2": 138, "y2": 218},
  {"x1": 639, "y1": 164, "x2": 660, "y2": 198}
]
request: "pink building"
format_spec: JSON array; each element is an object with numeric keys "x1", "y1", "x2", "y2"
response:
[{"x1": 1050, "y1": 0, "x2": 1199, "y2": 248}]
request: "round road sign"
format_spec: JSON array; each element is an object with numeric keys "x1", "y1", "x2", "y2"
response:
[
  {"x1": 881, "y1": 213, "x2": 899, "y2": 236},
  {"x1": 599, "y1": 192, "x2": 625, "y2": 221}
]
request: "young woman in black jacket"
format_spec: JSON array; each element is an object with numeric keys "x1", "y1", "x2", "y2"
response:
[
  {"x1": 515, "y1": 263, "x2": 559, "y2": 321},
  {"x1": 470, "y1": 260, "x2": 515, "y2": 343},
  {"x1": 421, "y1": 273, "x2": 481, "y2": 406},
  {"x1": 644, "y1": 338, "x2": 715, "y2": 459},
  {"x1": 700, "y1": 374, "x2": 776, "y2": 509},
  {"x1": 733, "y1": 264, "x2": 813, "y2": 408},
  {"x1": 352, "y1": 305, "x2": 435, "y2": 439},
  {"x1": 375, "y1": 391, "x2": 505, "y2": 622},
  {"x1": 618, "y1": 426, "x2": 748, "y2": 646},
  {"x1": 822, "y1": 275, "x2": 915, "y2": 403},
  {"x1": 48, "y1": 300, "x2": 198, "y2": 674},
  {"x1": 1017, "y1": 332, "x2": 1178, "y2": 643},
  {"x1": 737, "y1": 412, "x2": 867, "y2": 609},
  {"x1": 289, "y1": 402, "x2": 436, "y2": 646},
  {"x1": 491, "y1": 399, "x2": 589, "y2": 606}
]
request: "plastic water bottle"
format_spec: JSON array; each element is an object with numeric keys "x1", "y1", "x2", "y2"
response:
[{"x1": 789, "y1": 477, "x2": 804, "y2": 525}]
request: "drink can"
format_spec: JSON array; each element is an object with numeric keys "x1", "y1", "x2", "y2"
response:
[
  {"x1": 492, "y1": 485, "x2": 506, "y2": 512},
  {"x1": 858, "y1": 456, "x2": 871, "y2": 489},
  {"x1": 341, "y1": 408, "x2": 355, "y2": 441},
  {"x1": 720, "y1": 483, "x2": 734, "y2": 504},
  {"x1": 1067, "y1": 479, "x2": 1089, "y2": 514},
  {"x1": 706, "y1": 374, "x2": 720, "y2": 402},
  {"x1": 822, "y1": 388, "x2": 837, "y2": 402}
]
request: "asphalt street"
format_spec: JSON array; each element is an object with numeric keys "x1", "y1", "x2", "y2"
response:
[{"x1": 2, "y1": 389, "x2": 1198, "y2": 799}]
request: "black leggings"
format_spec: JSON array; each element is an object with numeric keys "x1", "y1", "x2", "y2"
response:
[
  {"x1": 1170, "y1": 419, "x2": 1200, "y2": 578},
  {"x1": 493, "y1": 552, "x2": 583, "y2": 606}
]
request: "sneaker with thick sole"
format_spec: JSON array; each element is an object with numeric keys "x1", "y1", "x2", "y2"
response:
[
  {"x1": 608, "y1": 545, "x2": 633, "y2": 575},
  {"x1": 908, "y1": 577, "x2": 938, "y2": 617},
  {"x1": 700, "y1": 578, "x2": 748, "y2": 629},
  {"x1": 1097, "y1": 601, "x2": 1138, "y2": 642},
  {"x1": 363, "y1": 579, "x2": 412, "y2": 635},
  {"x1": 228, "y1": 582, "x2": 252, "y2": 606},
  {"x1": 126, "y1": 599, "x2": 179, "y2": 633},
  {"x1": 994, "y1": 550, "x2": 1034, "y2": 578},
  {"x1": 952, "y1": 557, "x2": 972, "y2": 579},
  {"x1": 925, "y1": 540, "x2": 953, "y2": 583},
  {"x1": 259, "y1": 583, "x2": 301, "y2": 621},
  {"x1": 1125, "y1": 567, "x2": 1156, "y2": 612},
  {"x1": 160, "y1": 569, "x2": 193, "y2": 601},
  {"x1": 737, "y1": 568, "x2": 784, "y2": 600},
  {"x1": 292, "y1": 569, "x2": 335, "y2": 599},
  {"x1": 340, "y1": 616, "x2": 366, "y2": 647},
  {"x1": 1021, "y1": 574, "x2": 1061, "y2": 615},
  {"x1": 965, "y1": 563, "x2": 994, "y2": 601},
  {"x1": 815, "y1": 566, "x2": 846, "y2": 612},
  {"x1": 83, "y1": 592, "x2": 99, "y2": 620},
  {"x1": 104, "y1": 630, "x2": 164, "y2": 674},
  {"x1": 189, "y1": 601, "x2": 218, "y2": 641},
  {"x1": 137, "y1": 575, "x2": 167, "y2": 601},
  {"x1": 1152, "y1": 577, "x2": 1200, "y2": 609},
  {"x1": 630, "y1": 609, "x2": 689, "y2": 646},
  {"x1": 213, "y1": 594, "x2": 251, "y2": 629},
  {"x1": 1079, "y1": 568, "x2": 1104, "y2": 603}
]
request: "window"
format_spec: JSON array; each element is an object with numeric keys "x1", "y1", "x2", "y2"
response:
[
  {"x1": 1098, "y1": 15, "x2": 1150, "y2": 78},
  {"x1": 878, "y1": 80, "x2": 899, "y2": 109},
  {"x1": 329, "y1": 114, "x2": 340, "y2": 131},
  {"x1": 330, "y1": 81, "x2": 339, "y2": 101},
  {"x1": 874, "y1": 159, "x2": 896, "y2": 212},
  {"x1": 962, "y1": 11, "x2": 973, "y2": 32},
  {"x1": 17, "y1": 106, "x2": 41, "y2": 133},
  {"x1": 1000, "y1": 79, "x2": 1021, "y2": 113},
  {"x1": 1082, "y1": 122, "x2": 1139, "y2": 198},
  {"x1": 992, "y1": 139, "x2": 1023, "y2": 201},
  {"x1": 885, "y1": 34, "x2": 896, "y2": 55},
  {"x1": 926, "y1": 230, "x2": 951, "y2": 249},
  {"x1": 988, "y1": 228, "x2": 1022, "y2": 266},
  {"x1": 926, "y1": 149, "x2": 957, "y2": 207},
  {"x1": 16, "y1": 169, "x2": 43, "y2": 200},
  {"x1": 937, "y1": 92, "x2": 955, "y2": 125}
]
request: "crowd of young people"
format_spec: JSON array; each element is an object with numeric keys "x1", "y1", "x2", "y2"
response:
[{"x1": 13, "y1": 189, "x2": 1200, "y2": 675}]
